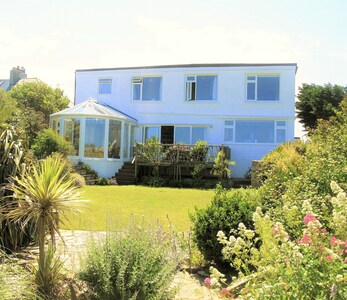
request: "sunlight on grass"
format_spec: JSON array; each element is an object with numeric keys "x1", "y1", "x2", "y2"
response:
[{"x1": 63, "y1": 186, "x2": 214, "y2": 232}]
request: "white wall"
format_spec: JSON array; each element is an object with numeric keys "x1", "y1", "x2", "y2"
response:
[{"x1": 75, "y1": 64, "x2": 296, "y2": 178}]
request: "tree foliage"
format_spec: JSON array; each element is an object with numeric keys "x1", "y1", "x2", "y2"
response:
[
  {"x1": 296, "y1": 83, "x2": 347, "y2": 130},
  {"x1": 9, "y1": 82, "x2": 70, "y2": 143},
  {"x1": 0, "y1": 90, "x2": 17, "y2": 127}
]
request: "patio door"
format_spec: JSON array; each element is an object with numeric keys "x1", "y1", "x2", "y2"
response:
[{"x1": 160, "y1": 126, "x2": 174, "y2": 144}]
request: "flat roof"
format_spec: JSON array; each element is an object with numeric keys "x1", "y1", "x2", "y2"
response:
[{"x1": 76, "y1": 63, "x2": 298, "y2": 73}]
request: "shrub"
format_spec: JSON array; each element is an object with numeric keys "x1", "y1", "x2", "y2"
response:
[
  {"x1": 32, "y1": 128, "x2": 71, "y2": 158},
  {"x1": 211, "y1": 149, "x2": 235, "y2": 181},
  {"x1": 70, "y1": 173, "x2": 86, "y2": 188},
  {"x1": 79, "y1": 224, "x2": 179, "y2": 299},
  {"x1": 190, "y1": 185, "x2": 260, "y2": 265},
  {"x1": 96, "y1": 177, "x2": 110, "y2": 186}
]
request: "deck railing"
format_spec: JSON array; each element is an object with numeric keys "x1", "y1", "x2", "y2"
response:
[{"x1": 134, "y1": 143, "x2": 230, "y2": 165}]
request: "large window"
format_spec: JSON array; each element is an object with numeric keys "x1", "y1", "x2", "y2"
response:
[
  {"x1": 186, "y1": 75, "x2": 217, "y2": 101},
  {"x1": 98, "y1": 78, "x2": 112, "y2": 94},
  {"x1": 64, "y1": 118, "x2": 80, "y2": 156},
  {"x1": 132, "y1": 77, "x2": 162, "y2": 101},
  {"x1": 175, "y1": 126, "x2": 207, "y2": 144},
  {"x1": 224, "y1": 120, "x2": 287, "y2": 144},
  {"x1": 246, "y1": 75, "x2": 279, "y2": 101},
  {"x1": 85, "y1": 118, "x2": 105, "y2": 158},
  {"x1": 108, "y1": 120, "x2": 121, "y2": 159},
  {"x1": 143, "y1": 126, "x2": 160, "y2": 141}
]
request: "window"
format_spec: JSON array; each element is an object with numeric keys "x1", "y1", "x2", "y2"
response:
[
  {"x1": 236, "y1": 120, "x2": 274, "y2": 143},
  {"x1": 64, "y1": 118, "x2": 80, "y2": 156},
  {"x1": 276, "y1": 121, "x2": 286, "y2": 143},
  {"x1": 224, "y1": 120, "x2": 234, "y2": 142},
  {"x1": 175, "y1": 126, "x2": 207, "y2": 144},
  {"x1": 98, "y1": 78, "x2": 112, "y2": 94},
  {"x1": 246, "y1": 75, "x2": 279, "y2": 101},
  {"x1": 108, "y1": 120, "x2": 121, "y2": 159},
  {"x1": 132, "y1": 77, "x2": 162, "y2": 101},
  {"x1": 143, "y1": 126, "x2": 160, "y2": 141},
  {"x1": 85, "y1": 118, "x2": 105, "y2": 158},
  {"x1": 186, "y1": 75, "x2": 217, "y2": 101}
]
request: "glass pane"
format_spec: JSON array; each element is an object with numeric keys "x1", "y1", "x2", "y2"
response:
[
  {"x1": 108, "y1": 120, "x2": 121, "y2": 158},
  {"x1": 247, "y1": 82, "x2": 256, "y2": 100},
  {"x1": 235, "y1": 120, "x2": 274, "y2": 143},
  {"x1": 64, "y1": 118, "x2": 80, "y2": 156},
  {"x1": 196, "y1": 76, "x2": 217, "y2": 100},
  {"x1": 276, "y1": 121, "x2": 286, "y2": 126},
  {"x1": 175, "y1": 127, "x2": 190, "y2": 144},
  {"x1": 276, "y1": 129, "x2": 286, "y2": 143},
  {"x1": 133, "y1": 84, "x2": 141, "y2": 100},
  {"x1": 257, "y1": 76, "x2": 279, "y2": 100},
  {"x1": 225, "y1": 120, "x2": 234, "y2": 126},
  {"x1": 247, "y1": 76, "x2": 256, "y2": 80},
  {"x1": 144, "y1": 126, "x2": 160, "y2": 140},
  {"x1": 187, "y1": 76, "x2": 195, "y2": 81},
  {"x1": 192, "y1": 127, "x2": 206, "y2": 144},
  {"x1": 123, "y1": 123, "x2": 129, "y2": 158},
  {"x1": 84, "y1": 118, "x2": 105, "y2": 158},
  {"x1": 99, "y1": 83, "x2": 111, "y2": 94},
  {"x1": 224, "y1": 128, "x2": 233, "y2": 142},
  {"x1": 142, "y1": 77, "x2": 161, "y2": 101}
]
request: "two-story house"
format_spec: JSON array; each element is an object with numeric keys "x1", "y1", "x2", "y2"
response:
[{"x1": 51, "y1": 63, "x2": 297, "y2": 179}]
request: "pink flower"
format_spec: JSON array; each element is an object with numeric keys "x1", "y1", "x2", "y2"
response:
[
  {"x1": 326, "y1": 255, "x2": 333, "y2": 262},
  {"x1": 303, "y1": 214, "x2": 317, "y2": 225},
  {"x1": 204, "y1": 277, "x2": 211, "y2": 287},
  {"x1": 344, "y1": 258, "x2": 347, "y2": 263},
  {"x1": 299, "y1": 234, "x2": 311, "y2": 245},
  {"x1": 273, "y1": 225, "x2": 279, "y2": 235},
  {"x1": 330, "y1": 236, "x2": 339, "y2": 246}
]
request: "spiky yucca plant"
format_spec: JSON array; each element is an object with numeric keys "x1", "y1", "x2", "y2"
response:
[{"x1": 0, "y1": 155, "x2": 83, "y2": 295}]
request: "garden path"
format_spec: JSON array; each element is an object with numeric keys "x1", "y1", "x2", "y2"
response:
[{"x1": 55, "y1": 230, "x2": 219, "y2": 300}]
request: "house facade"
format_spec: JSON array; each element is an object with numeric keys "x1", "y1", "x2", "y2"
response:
[{"x1": 68, "y1": 63, "x2": 297, "y2": 178}]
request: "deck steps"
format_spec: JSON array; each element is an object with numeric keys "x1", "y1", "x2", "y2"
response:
[
  {"x1": 115, "y1": 162, "x2": 137, "y2": 185},
  {"x1": 73, "y1": 163, "x2": 99, "y2": 185}
]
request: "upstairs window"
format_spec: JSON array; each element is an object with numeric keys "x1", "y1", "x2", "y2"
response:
[
  {"x1": 186, "y1": 75, "x2": 217, "y2": 101},
  {"x1": 246, "y1": 75, "x2": 279, "y2": 101},
  {"x1": 132, "y1": 77, "x2": 162, "y2": 101},
  {"x1": 98, "y1": 78, "x2": 112, "y2": 94}
]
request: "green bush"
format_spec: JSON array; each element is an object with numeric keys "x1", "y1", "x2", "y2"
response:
[
  {"x1": 70, "y1": 173, "x2": 86, "y2": 188},
  {"x1": 190, "y1": 185, "x2": 260, "y2": 265},
  {"x1": 79, "y1": 224, "x2": 179, "y2": 300},
  {"x1": 32, "y1": 128, "x2": 71, "y2": 159}
]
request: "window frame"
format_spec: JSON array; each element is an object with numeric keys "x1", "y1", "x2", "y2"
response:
[
  {"x1": 246, "y1": 75, "x2": 280, "y2": 101},
  {"x1": 98, "y1": 78, "x2": 112, "y2": 94},
  {"x1": 224, "y1": 119, "x2": 287, "y2": 144},
  {"x1": 132, "y1": 76, "x2": 162, "y2": 101},
  {"x1": 185, "y1": 75, "x2": 217, "y2": 101}
]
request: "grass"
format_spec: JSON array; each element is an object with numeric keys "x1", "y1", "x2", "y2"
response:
[{"x1": 64, "y1": 185, "x2": 214, "y2": 232}]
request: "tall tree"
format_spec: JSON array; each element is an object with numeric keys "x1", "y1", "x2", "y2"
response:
[
  {"x1": 296, "y1": 83, "x2": 347, "y2": 130},
  {"x1": 9, "y1": 82, "x2": 69, "y2": 143}
]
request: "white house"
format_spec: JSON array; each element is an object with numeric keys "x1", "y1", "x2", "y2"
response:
[{"x1": 52, "y1": 63, "x2": 297, "y2": 178}]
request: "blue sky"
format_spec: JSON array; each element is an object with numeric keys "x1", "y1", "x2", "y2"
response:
[{"x1": 1, "y1": 0, "x2": 346, "y2": 125}]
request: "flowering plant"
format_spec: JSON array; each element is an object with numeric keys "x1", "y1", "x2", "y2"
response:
[{"x1": 208, "y1": 183, "x2": 347, "y2": 299}]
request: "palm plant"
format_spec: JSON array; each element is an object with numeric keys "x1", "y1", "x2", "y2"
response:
[{"x1": 0, "y1": 155, "x2": 82, "y2": 295}]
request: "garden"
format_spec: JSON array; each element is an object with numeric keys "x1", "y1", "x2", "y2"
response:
[{"x1": 0, "y1": 83, "x2": 347, "y2": 299}]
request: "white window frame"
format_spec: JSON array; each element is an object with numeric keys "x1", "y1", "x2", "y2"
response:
[
  {"x1": 246, "y1": 75, "x2": 280, "y2": 101},
  {"x1": 132, "y1": 77, "x2": 162, "y2": 101},
  {"x1": 225, "y1": 119, "x2": 286, "y2": 144},
  {"x1": 224, "y1": 120, "x2": 234, "y2": 142},
  {"x1": 185, "y1": 75, "x2": 217, "y2": 101},
  {"x1": 98, "y1": 78, "x2": 112, "y2": 94}
]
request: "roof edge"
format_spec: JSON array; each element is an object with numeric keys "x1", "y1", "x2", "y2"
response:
[{"x1": 75, "y1": 63, "x2": 298, "y2": 73}]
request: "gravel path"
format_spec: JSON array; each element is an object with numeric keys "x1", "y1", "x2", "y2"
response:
[{"x1": 55, "y1": 230, "x2": 219, "y2": 300}]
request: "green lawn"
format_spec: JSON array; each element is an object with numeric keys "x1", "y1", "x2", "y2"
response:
[{"x1": 64, "y1": 185, "x2": 214, "y2": 232}]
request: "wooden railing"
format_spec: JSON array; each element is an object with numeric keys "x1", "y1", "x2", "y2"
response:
[{"x1": 134, "y1": 143, "x2": 230, "y2": 165}]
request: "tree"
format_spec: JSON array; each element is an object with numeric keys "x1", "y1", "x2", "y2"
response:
[
  {"x1": 9, "y1": 82, "x2": 70, "y2": 143},
  {"x1": 296, "y1": 83, "x2": 347, "y2": 130},
  {"x1": 0, "y1": 89, "x2": 17, "y2": 127}
]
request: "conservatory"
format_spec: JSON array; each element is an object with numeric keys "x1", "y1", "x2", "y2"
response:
[{"x1": 50, "y1": 98, "x2": 137, "y2": 177}]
